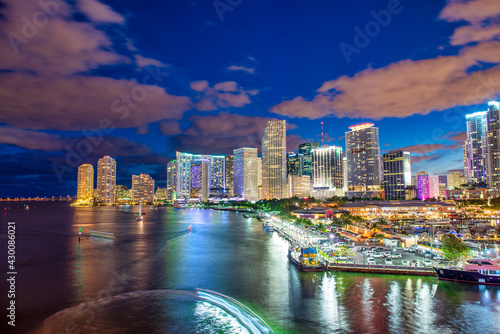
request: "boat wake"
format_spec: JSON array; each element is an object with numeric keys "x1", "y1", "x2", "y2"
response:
[{"x1": 34, "y1": 289, "x2": 274, "y2": 334}]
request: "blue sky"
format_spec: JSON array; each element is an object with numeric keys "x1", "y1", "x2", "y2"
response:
[{"x1": 0, "y1": 0, "x2": 499, "y2": 197}]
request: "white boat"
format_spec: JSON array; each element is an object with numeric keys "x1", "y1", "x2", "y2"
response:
[{"x1": 136, "y1": 203, "x2": 143, "y2": 221}]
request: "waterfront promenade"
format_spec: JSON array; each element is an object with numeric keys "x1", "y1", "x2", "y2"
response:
[{"x1": 265, "y1": 217, "x2": 438, "y2": 276}]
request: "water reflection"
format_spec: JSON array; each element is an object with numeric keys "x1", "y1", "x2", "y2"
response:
[{"x1": 3, "y1": 203, "x2": 500, "y2": 334}]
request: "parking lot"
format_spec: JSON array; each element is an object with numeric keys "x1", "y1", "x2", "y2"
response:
[{"x1": 321, "y1": 244, "x2": 447, "y2": 267}]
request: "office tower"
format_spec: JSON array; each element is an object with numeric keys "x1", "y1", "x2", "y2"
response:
[
  {"x1": 288, "y1": 175, "x2": 311, "y2": 198},
  {"x1": 225, "y1": 155, "x2": 234, "y2": 195},
  {"x1": 167, "y1": 160, "x2": 177, "y2": 201},
  {"x1": 484, "y1": 101, "x2": 500, "y2": 195},
  {"x1": 190, "y1": 159, "x2": 210, "y2": 201},
  {"x1": 287, "y1": 151, "x2": 302, "y2": 176},
  {"x1": 447, "y1": 171, "x2": 466, "y2": 190},
  {"x1": 342, "y1": 156, "x2": 348, "y2": 193},
  {"x1": 115, "y1": 185, "x2": 131, "y2": 203},
  {"x1": 382, "y1": 150, "x2": 411, "y2": 200},
  {"x1": 311, "y1": 145, "x2": 344, "y2": 199},
  {"x1": 96, "y1": 155, "x2": 116, "y2": 204},
  {"x1": 464, "y1": 110, "x2": 487, "y2": 184},
  {"x1": 262, "y1": 119, "x2": 287, "y2": 199},
  {"x1": 77, "y1": 164, "x2": 94, "y2": 200},
  {"x1": 132, "y1": 173, "x2": 155, "y2": 202},
  {"x1": 233, "y1": 148, "x2": 259, "y2": 201},
  {"x1": 345, "y1": 123, "x2": 381, "y2": 198},
  {"x1": 298, "y1": 142, "x2": 319, "y2": 178}
]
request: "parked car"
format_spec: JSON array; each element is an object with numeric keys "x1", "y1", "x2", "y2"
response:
[
  {"x1": 383, "y1": 251, "x2": 392, "y2": 257},
  {"x1": 385, "y1": 257, "x2": 393, "y2": 265},
  {"x1": 335, "y1": 242, "x2": 346, "y2": 247},
  {"x1": 401, "y1": 260, "x2": 410, "y2": 266},
  {"x1": 410, "y1": 260, "x2": 419, "y2": 267},
  {"x1": 367, "y1": 258, "x2": 376, "y2": 265},
  {"x1": 422, "y1": 259, "x2": 433, "y2": 266},
  {"x1": 372, "y1": 252, "x2": 385, "y2": 258},
  {"x1": 391, "y1": 253, "x2": 402, "y2": 259}
]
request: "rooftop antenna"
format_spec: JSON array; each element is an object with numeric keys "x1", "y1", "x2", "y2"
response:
[{"x1": 321, "y1": 121, "x2": 324, "y2": 146}]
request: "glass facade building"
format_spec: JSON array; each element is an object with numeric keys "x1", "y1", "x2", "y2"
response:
[
  {"x1": 77, "y1": 164, "x2": 94, "y2": 200},
  {"x1": 233, "y1": 148, "x2": 259, "y2": 201},
  {"x1": 382, "y1": 150, "x2": 411, "y2": 200},
  {"x1": 311, "y1": 145, "x2": 344, "y2": 198},
  {"x1": 345, "y1": 123, "x2": 381, "y2": 198},
  {"x1": 262, "y1": 120, "x2": 287, "y2": 199}
]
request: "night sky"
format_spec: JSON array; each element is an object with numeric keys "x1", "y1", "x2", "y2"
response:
[{"x1": 1, "y1": 0, "x2": 499, "y2": 197}]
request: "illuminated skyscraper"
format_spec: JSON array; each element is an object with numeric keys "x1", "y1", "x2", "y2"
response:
[
  {"x1": 176, "y1": 152, "x2": 203, "y2": 199},
  {"x1": 175, "y1": 152, "x2": 227, "y2": 199},
  {"x1": 77, "y1": 164, "x2": 94, "y2": 200},
  {"x1": 132, "y1": 173, "x2": 155, "y2": 202},
  {"x1": 287, "y1": 152, "x2": 302, "y2": 176},
  {"x1": 311, "y1": 145, "x2": 343, "y2": 199},
  {"x1": 209, "y1": 155, "x2": 226, "y2": 195},
  {"x1": 345, "y1": 123, "x2": 381, "y2": 198},
  {"x1": 464, "y1": 110, "x2": 487, "y2": 184},
  {"x1": 298, "y1": 142, "x2": 319, "y2": 178},
  {"x1": 484, "y1": 101, "x2": 500, "y2": 195},
  {"x1": 225, "y1": 155, "x2": 234, "y2": 195},
  {"x1": 190, "y1": 159, "x2": 210, "y2": 201},
  {"x1": 96, "y1": 155, "x2": 116, "y2": 204},
  {"x1": 167, "y1": 160, "x2": 177, "y2": 201},
  {"x1": 417, "y1": 172, "x2": 440, "y2": 200},
  {"x1": 262, "y1": 119, "x2": 287, "y2": 199},
  {"x1": 233, "y1": 148, "x2": 259, "y2": 201},
  {"x1": 382, "y1": 150, "x2": 411, "y2": 200}
]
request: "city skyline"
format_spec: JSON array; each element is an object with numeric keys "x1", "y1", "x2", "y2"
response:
[{"x1": 1, "y1": 0, "x2": 500, "y2": 197}]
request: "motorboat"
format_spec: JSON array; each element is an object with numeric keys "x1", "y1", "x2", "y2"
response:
[{"x1": 434, "y1": 258, "x2": 500, "y2": 285}]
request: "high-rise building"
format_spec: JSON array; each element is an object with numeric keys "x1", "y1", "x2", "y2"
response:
[
  {"x1": 464, "y1": 110, "x2": 487, "y2": 184},
  {"x1": 484, "y1": 101, "x2": 500, "y2": 195},
  {"x1": 225, "y1": 155, "x2": 234, "y2": 195},
  {"x1": 417, "y1": 172, "x2": 440, "y2": 200},
  {"x1": 382, "y1": 150, "x2": 411, "y2": 200},
  {"x1": 77, "y1": 164, "x2": 94, "y2": 200},
  {"x1": 132, "y1": 173, "x2": 155, "y2": 202},
  {"x1": 298, "y1": 142, "x2": 319, "y2": 178},
  {"x1": 96, "y1": 155, "x2": 116, "y2": 204},
  {"x1": 311, "y1": 145, "x2": 343, "y2": 199},
  {"x1": 257, "y1": 157, "x2": 262, "y2": 200},
  {"x1": 155, "y1": 187, "x2": 167, "y2": 200},
  {"x1": 167, "y1": 160, "x2": 177, "y2": 201},
  {"x1": 190, "y1": 159, "x2": 210, "y2": 202},
  {"x1": 233, "y1": 148, "x2": 259, "y2": 201},
  {"x1": 447, "y1": 171, "x2": 466, "y2": 190},
  {"x1": 262, "y1": 119, "x2": 287, "y2": 199},
  {"x1": 288, "y1": 175, "x2": 311, "y2": 198},
  {"x1": 345, "y1": 123, "x2": 381, "y2": 198},
  {"x1": 175, "y1": 152, "x2": 227, "y2": 199},
  {"x1": 287, "y1": 152, "x2": 302, "y2": 176},
  {"x1": 209, "y1": 155, "x2": 225, "y2": 195}
]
